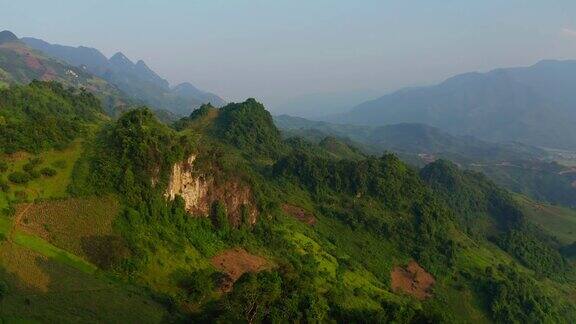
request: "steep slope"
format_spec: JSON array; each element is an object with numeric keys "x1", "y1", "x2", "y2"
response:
[
  {"x1": 338, "y1": 60, "x2": 576, "y2": 150},
  {"x1": 0, "y1": 32, "x2": 126, "y2": 114},
  {"x1": 0, "y1": 31, "x2": 19, "y2": 45},
  {"x1": 22, "y1": 36, "x2": 225, "y2": 115},
  {"x1": 0, "y1": 83, "x2": 167, "y2": 323}
]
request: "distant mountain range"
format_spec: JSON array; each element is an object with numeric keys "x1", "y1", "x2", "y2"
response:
[
  {"x1": 334, "y1": 60, "x2": 576, "y2": 150},
  {"x1": 22, "y1": 37, "x2": 225, "y2": 116},
  {"x1": 272, "y1": 89, "x2": 379, "y2": 119},
  {"x1": 275, "y1": 114, "x2": 545, "y2": 163},
  {"x1": 0, "y1": 31, "x2": 126, "y2": 114}
]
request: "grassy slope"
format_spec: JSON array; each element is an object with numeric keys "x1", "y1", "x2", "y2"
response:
[
  {"x1": 0, "y1": 140, "x2": 83, "y2": 205},
  {"x1": 12, "y1": 232, "x2": 96, "y2": 274},
  {"x1": 0, "y1": 142, "x2": 168, "y2": 323},
  {"x1": 516, "y1": 195, "x2": 576, "y2": 245},
  {"x1": 0, "y1": 242, "x2": 167, "y2": 323}
]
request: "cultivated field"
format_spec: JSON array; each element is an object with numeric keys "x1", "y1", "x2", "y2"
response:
[{"x1": 15, "y1": 195, "x2": 123, "y2": 266}]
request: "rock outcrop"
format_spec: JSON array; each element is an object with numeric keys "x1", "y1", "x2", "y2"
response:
[{"x1": 165, "y1": 155, "x2": 258, "y2": 226}]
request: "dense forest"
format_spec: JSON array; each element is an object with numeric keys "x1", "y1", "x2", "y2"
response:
[{"x1": 0, "y1": 82, "x2": 575, "y2": 323}]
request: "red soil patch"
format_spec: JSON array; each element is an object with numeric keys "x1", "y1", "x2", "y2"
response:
[
  {"x1": 25, "y1": 53, "x2": 42, "y2": 70},
  {"x1": 282, "y1": 204, "x2": 316, "y2": 226},
  {"x1": 391, "y1": 261, "x2": 435, "y2": 300},
  {"x1": 211, "y1": 248, "x2": 269, "y2": 292},
  {"x1": 41, "y1": 66, "x2": 58, "y2": 81}
]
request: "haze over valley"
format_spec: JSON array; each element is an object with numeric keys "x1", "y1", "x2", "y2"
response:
[{"x1": 1, "y1": 1, "x2": 576, "y2": 322}]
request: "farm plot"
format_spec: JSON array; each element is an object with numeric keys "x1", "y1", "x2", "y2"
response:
[{"x1": 14, "y1": 195, "x2": 125, "y2": 267}]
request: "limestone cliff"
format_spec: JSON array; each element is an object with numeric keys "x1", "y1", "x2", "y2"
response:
[{"x1": 165, "y1": 155, "x2": 258, "y2": 226}]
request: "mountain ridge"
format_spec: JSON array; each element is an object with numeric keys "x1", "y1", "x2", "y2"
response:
[
  {"x1": 336, "y1": 59, "x2": 576, "y2": 150},
  {"x1": 21, "y1": 36, "x2": 225, "y2": 115}
]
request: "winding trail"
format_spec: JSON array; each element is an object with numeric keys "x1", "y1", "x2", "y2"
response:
[{"x1": 8, "y1": 202, "x2": 33, "y2": 242}]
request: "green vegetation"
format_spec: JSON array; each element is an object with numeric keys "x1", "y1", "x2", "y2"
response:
[
  {"x1": 421, "y1": 160, "x2": 568, "y2": 277},
  {"x1": 0, "y1": 83, "x2": 574, "y2": 322},
  {"x1": 517, "y1": 195, "x2": 576, "y2": 245},
  {"x1": 7, "y1": 171, "x2": 30, "y2": 184},
  {"x1": 473, "y1": 161, "x2": 576, "y2": 208},
  {"x1": 215, "y1": 98, "x2": 284, "y2": 158},
  {"x1": 13, "y1": 232, "x2": 97, "y2": 274},
  {"x1": 40, "y1": 167, "x2": 57, "y2": 177},
  {"x1": 276, "y1": 115, "x2": 576, "y2": 208},
  {"x1": 0, "y1": 81, "x2": 103, "y2": 154}
]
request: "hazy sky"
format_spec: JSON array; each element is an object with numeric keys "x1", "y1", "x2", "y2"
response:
[{"x1": 2, "y1": 0, "x2": 576, "y2": 110}]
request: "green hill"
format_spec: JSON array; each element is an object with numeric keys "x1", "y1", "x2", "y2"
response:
[
  {"x1": 1, "y1": 84, "x2": 575, "y2": 322},
  {"x1": 275, "y1": 114, "x2": 576, "y2": 208}
]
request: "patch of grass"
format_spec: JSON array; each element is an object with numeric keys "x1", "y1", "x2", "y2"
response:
[
  {"x1": 0, "y1": 140, "x2": 83, "y2": 204},
  {"x1": 285, "y1": 231, "x2": 338, "y2": 278},
  {"x1": 0, "y1": 215, "x2": 11, "y2": 237},
  {"x1": 516, "y1": 195, "x2": 576, "y2": 245},
  {"x1": 0, "y1": 243, "x2": 167, "y2": 323},
  {"x1": 12, "y1": 232, "x2": 96, "y2": 274},
  {"x1": 138, "y1": 245, "x2": 212, "y2": 296}
]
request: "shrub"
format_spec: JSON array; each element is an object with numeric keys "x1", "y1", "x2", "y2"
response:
[
  {"x1": 40, "y1": 167, "x2": 57, "y2": 177},
  {"x1": 211, "y1": 201, "x2": 230, "y2": 233},
  {"x1": 52, "y1": 160, "x2": 67, "y2": 169},
  {"x1": 23, "y1": 157, "x2": 42, "y2": 173},
  {"x1": 14, "y1": 190, "x2": 27, "y2": 201},
  {"x1": 8, "y1": 171, "x2": 30, "y2": 184},
  {"x1": 0, "y1": 280, "x2": 8, "y2": 300},
  {"x1": 0, "y1": 179, "x2": 8, "y2": 192},
  {"x1": 0, "y1": 160, "x2": 7, "y2": 173},
  {"x1": 179, "y1": 269, "x2": 215, "y2": 302},
  {"x1": 28, "y1": 170, "x2": 40, "y2": 179}
]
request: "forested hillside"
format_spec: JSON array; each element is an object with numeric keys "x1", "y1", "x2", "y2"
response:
[
  {"x1": 276, "y1": 115, "x2": 576, "y2": 208},
  {"x1": 1, "y1": 82, "x2": 574, "y2": 322}
]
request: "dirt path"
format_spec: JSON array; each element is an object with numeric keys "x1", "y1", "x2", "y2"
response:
[{"x1": 8, "y1": 202, "x2": 33, "y2": 242}]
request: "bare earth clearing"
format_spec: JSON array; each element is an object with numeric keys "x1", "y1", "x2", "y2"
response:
[
  {"x1": 391, "y1": 260, "x2": 435, "y2": 300},
  {"x1": 211, "y1": 248, "x2": 269, "y2": 292},
  {"x1": 282, "y1": 204, "x2": 316, "y2": 226}
]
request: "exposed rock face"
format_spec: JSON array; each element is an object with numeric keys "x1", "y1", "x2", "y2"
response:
[{"x1": 165, "y1": 154, "x2": 258, "y2": 226}]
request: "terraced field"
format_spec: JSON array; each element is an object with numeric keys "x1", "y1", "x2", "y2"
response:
[{"x1": 15, "y1": 195, "x2": 123, "y2": 265}]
